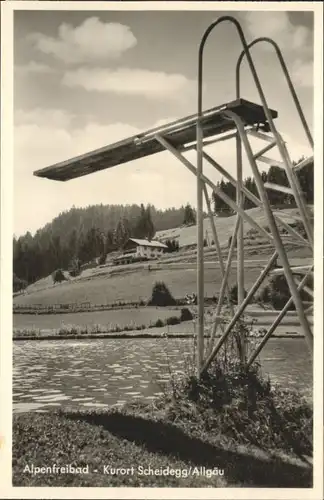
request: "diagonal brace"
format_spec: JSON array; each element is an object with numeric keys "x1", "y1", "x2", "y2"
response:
[{"x1": 154, "y1": 134, "x2": 273, "y2": 244}]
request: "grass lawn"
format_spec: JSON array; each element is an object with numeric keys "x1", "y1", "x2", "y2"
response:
[
  {"x1": 13, "y1": 267, "x2": 263, "y2": 307},
  {"x1": 12, "y1": 410, "x2": 227, "y2": 487},
  {"x1": 13, "y1": 307, "x2": 181, "y2": 332},
  {"x1": 13, "y1": 405, "x2": 312, "y2": 488}
]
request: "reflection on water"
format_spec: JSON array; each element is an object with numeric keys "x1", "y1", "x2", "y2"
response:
[{"x1": 13, "y1": 338, "x2": 312, "y2": 413}]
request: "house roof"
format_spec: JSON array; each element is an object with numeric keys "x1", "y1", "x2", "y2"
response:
[{"x1": 129, "y1": 238, "x2": 167, "y2": 248}]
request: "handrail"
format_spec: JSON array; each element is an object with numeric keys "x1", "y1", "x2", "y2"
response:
[
  {"x1": 198, "y1": 17, "x2": 313, "y2": 252},
  {"x1": 236, "y1": 37, "x2": 313, "y2": 149}
]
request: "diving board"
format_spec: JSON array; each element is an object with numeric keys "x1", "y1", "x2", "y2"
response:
[{"x1": 33, "y1": 98, "x2": 277, "y2": 182}]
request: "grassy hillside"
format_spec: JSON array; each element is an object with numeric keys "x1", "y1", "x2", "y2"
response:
[
  {"x1": 155, "y1": 206, "x2": 303, "y2": 247},
  {"x1": 13, "y1": 266, "x2": 263, "y2": 307},
  {"x1": 13, "y1": 207, "x2": 312, "y2": 308}
]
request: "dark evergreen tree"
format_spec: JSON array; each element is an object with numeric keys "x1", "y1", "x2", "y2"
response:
[
  {"x1": 115, "y1": 218, "x2": 131, "y2": 249},
  {"x1": 146, "y1": 206, "x2": 155, "y2": 241},
  {"x1": 133, "y1": 204, "x2": 147, "y2": 239},
  {"x1": 105, "y1": 230, "x2": 116, "y2": 254},
  {"x1": 183, "y1": 203, "x2": 196, "y2": 225},
  {"x1": 133, "y1": 204, "x2": 155, "y2": 240},
  {"x1": 68, "y1": 229, "x2": 78, "y2": 260}
]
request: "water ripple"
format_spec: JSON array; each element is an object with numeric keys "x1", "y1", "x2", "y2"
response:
[{"x1": 13, "y1": 338, "x2": 312, "y2": 414}]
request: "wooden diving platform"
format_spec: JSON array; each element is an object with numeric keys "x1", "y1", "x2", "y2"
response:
[{"x1": 33, "y1": 98, "x2": 277, "y2": 182}]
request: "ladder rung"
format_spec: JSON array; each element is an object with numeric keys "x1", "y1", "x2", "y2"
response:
[
  {"x1": 253, "y1": 141, "x2": 277, "y2": 160},
  {"x1": 264, "y1": 182, "x2": 294, "y2": 195},
  {"x1": 293, "y1": 155, "x2": 314, "y2": 172},
  {"x1": 257, "y1": 156, "x2": 285, "y2": 168},
  {"x1": 299, "y1": 284, "x2": 314, "y2": 298},
  {"x1": 247, "y1": 129, "x2": 274, "y2": 143},
  {"x1": 270, "y1": 265, "x2": 313, "y2": 276},
  {"x1": 273, "y1": 210, "x2": 303, "y2": 221}
]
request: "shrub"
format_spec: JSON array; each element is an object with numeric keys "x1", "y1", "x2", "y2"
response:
[
  {"x1": 258, "y1": 286, "x2": 271, "y2": 304},
  {"x1": 229, "y1": 284, "x2": 248, "y2": 304},
  {"x1": 98, "y1": 253, "x2": 107, "y2": 266},
  {"x1": 203, "y1": 238, "x2": 208, "y2": 247},
  {"x1": 69, "y1": 268, "x2": 81, "y2": 278},
  {"x1": 68, "y1": 258, "x2": 81, "y2": 277},
  {"x1": 166, "y1": 316, "x2": 181, "y2": 325},
  {"x1": 180, "y1": 361, "x2": 312, "y2": 455},
  {"x1": 165, "y1": 239, "x2": 180, "y2": 253},
  {"x1": 154, "y1": 319, "x2": 165, "y2": 328},
  {"x1": 180, "y1": 307, "x2": 193, "y2": 321},
  {"x1": 148, "y1": 281, "x2": 177, "y2": 307},
  {"x1": 13, "y1": 273, "x2": 28, "y2": 293},
  {"x1": 52, "y1": 269, "x2": 67, "y2": 284},
  {"x1": 266, "y1": 274, "x2": 313, "y2": 310}
]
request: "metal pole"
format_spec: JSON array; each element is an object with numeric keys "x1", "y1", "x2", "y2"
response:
[
  {"x1": 196, "y1": 121, "x2": 205, "y2": 375},
  {"x1": 207, "y1": 217, "x2": 241, "y2": 354},
  {"x1": 247, "y1": 267, "x2": 314, "y2": 366},
  {"x1": 236, "y1": 132, "x2": 244, "y2": 306},
  {"x1": 236, "y1": 118, "x2": 245, "y2": 363},
  {"x1": 198, "y1": 17, "x2": 313, "y2": 248},
  {"x1": 203, "y1": 184, "x2": 234, "y2": 313},
  {"x1": 230, "y1": 30, "x2": 313, "y2": 247},
  {"x1": 202, "y1": 251, "x2": 279, "y2": 373},
  {"x1": 225, "y1": 110, "x2": 313, "y2": 354},
  {"x1": 236, "y1": 37, "x2": 313, "y2": 149},
  {"x1": 202, "y1": 184, "x2": 234, "y2": 341}
]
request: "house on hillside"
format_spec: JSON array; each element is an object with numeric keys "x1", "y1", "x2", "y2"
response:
[{"x1": 112, "y1": 238, "x2": 168, "y2": 266}]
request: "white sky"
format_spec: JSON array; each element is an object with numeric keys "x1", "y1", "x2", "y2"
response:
[{"x1": 13, "y1": 9, "x2": 314, "y2": 237}]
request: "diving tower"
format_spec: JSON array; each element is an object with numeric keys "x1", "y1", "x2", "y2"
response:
[{"x1": 34, "y1": 16, "x2": 314, "y2": 377}]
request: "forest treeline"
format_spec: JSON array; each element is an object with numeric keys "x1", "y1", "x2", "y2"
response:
[
  {"x1": 212, "y1": 162, "x2": 313, "y2": 212},
  {"x1": 13, "y1": 159, "x2": 313, "y2": 289},
  {"x1": 13, "y1": 203, "x2": 196, "y2": 288}
]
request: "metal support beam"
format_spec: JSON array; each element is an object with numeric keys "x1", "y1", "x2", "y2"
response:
[
  {"x1": 154, "y1": 135, "x2": 273, "y2": 243},
  {"x1": 224, "y1": 110, "x2": 313, "y2": 354},
  {"x1": 247, "y1": 267, "x2": 314, "y2": 367},
  {"x1": 207, "y1": 216, "x2": 241, "y2": 354},
  {"x1": 264, "y1": 182, "x2": 294, "y2": 195},
  {"x1": 182, "y1": 130, "x2": 239, "y2": 152},
  {"x1": 253, "y1": 140, "x2": 277, "y2": 160},
  {"x1": 196, "y1": 121, "x2": 205, "y2": 375},
  {"x1": 202, "y1": 184, "x2": 234, "y2": 314},
  {"x1": 293, "y1": 155, "x2": 314, "y2": 172},
  {"x1": 270, "y1": 265, "x2": 313, "y2": 276},
  {"x1": 236, "y1": 129, "x2": 246, "y2": 362},
  {"x1": 202, "y1": 151, "x2": 310, "y2": 247},
  {"x1": 202, "y1": 251, "x2": 279, "y2": 373}
]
